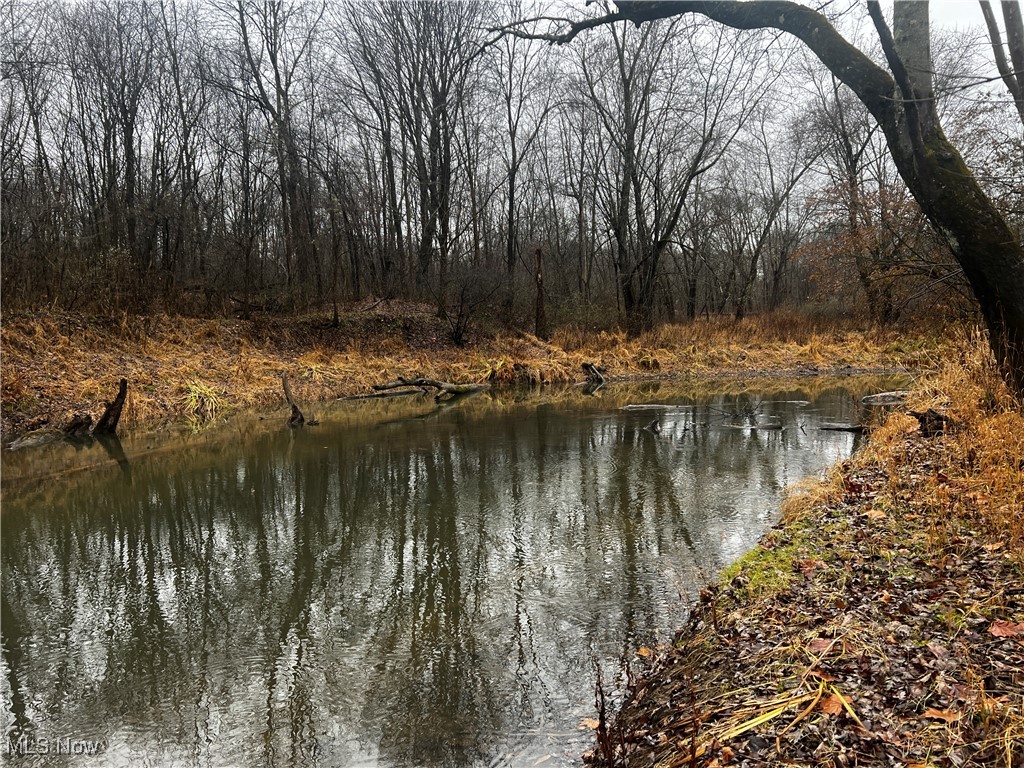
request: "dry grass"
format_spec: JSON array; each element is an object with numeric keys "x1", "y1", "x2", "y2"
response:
[
  {"x1": 862, "y1": 328, "x2": 1024, "y2": 549},
  {"x1": 1, "y1": 308, "x2": 938, "y2": 439}
]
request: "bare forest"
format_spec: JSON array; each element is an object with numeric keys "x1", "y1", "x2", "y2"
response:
[
  {"x1": 2, "y1": 1, "x2": 1022, "y2": 339},
  {"x1": 4, "y1": 6, "x2": 1024, "y2": 766}
]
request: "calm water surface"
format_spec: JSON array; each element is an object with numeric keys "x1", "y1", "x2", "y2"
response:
[{"x1": 0, "y1": 378, "x2": 900, "y2": 767}]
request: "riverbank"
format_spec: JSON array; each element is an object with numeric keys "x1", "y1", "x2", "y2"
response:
[
  {"x1": 1, "y1": 304, "x2": 935, "y2": 441},
  {"x1": 592, "y1": 337, "x2": 1023, "y2": 767}
]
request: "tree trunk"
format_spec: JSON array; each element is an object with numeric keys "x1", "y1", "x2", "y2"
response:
[{"x1": 534, "y1": 248, "x2": 548, "y2": 340}]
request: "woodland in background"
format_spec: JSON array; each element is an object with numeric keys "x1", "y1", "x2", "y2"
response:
[{"x1": 2, "y1": 0, "x2": 1022, "y2": 340}]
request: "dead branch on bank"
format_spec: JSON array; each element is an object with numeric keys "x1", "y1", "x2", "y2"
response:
[
  {"x1": 581, "y1": 361, "x2": 607, "y2": 396},
  {"x1": 93, "y1": 378, "x2": 127, "y2": 435},
  {"x1": 282, "y1": 373, "x2": 305, "y2": 427},
  {"x1": 372, "y1": 377, "x2": 490, "y2": 403}
]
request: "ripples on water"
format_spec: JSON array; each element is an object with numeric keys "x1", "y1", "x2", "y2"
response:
[{"x1": 0, "y1": 378, "x2": 901, "y2": 767}]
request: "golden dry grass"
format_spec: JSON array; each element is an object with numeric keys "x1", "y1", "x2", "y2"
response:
[
  {"x1": 860, "y1": 328, "x2": 1024, "y2": 549},
  {"x1": 1, "y1": 309, "x2": 939, "y2": 439}
]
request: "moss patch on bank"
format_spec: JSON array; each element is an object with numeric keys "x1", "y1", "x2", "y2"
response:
[
  {"x1": 1, "y1": 306, "x2": 938, "y2": 440},
  {"x1": 593, "y1": 336, "x2": 1023, "y2": 768}
]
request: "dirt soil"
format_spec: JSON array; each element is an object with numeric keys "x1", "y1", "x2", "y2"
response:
[{"x1": 589, "y1": 416, "x2": 1024, "y2": 767}]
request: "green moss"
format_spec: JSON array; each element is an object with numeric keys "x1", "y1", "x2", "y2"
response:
[{"x1": 721, "y1": 526, "x2": 812, "y2": 601}]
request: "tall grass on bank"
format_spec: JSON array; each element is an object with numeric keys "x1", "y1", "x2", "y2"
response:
[
  {"x1": 780, "y1": 328, "x2": 1024, "y2": 553},
  {"x1": 859, "y1": 329, "x2": 1024, "y2": 550},
  {"x1": 1, "y1": 309, "x2": 939, "y2": 438}
]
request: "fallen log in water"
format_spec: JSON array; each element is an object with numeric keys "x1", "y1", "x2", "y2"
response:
[
  {"x1": 820, "y1": 423, "x2": 866, "y2": 433},
  {"x1": 861, "y1": 390, "x2": 911, "y2": 406},
  {"x1": 372, "y1": 377, "x2": 489, "y2": 402}
]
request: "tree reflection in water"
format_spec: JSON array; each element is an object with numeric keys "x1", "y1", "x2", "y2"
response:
[{"x1": 1, "y1": 382, "x2": 879, "y2": 767}]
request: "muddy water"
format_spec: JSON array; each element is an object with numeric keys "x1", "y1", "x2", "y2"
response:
[{"x1": 0, "y1": 378, "x2": 901, "y2": 767}]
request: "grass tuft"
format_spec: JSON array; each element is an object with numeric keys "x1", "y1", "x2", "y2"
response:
[{"x1": 178, "y1": 380, "x2": 223, "y2": 425}]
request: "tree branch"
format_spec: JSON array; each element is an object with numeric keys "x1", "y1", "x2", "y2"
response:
[{"x1": 498, "y1": 2, "x2": 897, "y2": 125}]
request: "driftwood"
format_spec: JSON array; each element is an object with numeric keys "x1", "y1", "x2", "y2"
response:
[
  {"x1": 862, "y1": 390, "x2": 911, "y2": 406},
  {"x1": 581, "y1": 361, "x2": 606, "y2": 395},
  {"x1": 582, "y1": 362, "x2": 606, "y2": 385},
  {"x1": 820, "y1": 423, "x2": 866, "y2": 433},
  {"x1": 64, "y1": 413, "x2": 94, "y2": 437},
  {"x1": 282, "y1": 374, "x2": 305, "y2": 427},
  {"x1": 372, "y1": 377, "x2": 489, "y2": 402}
]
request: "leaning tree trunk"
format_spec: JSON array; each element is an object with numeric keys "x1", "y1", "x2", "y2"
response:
[{"x1": 609, "y1": 1, "x2": 1024, "y2": 396}]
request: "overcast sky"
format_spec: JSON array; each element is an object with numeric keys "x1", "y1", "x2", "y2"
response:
[{"x1": 929, "y1": 0, "x2": 985, "y2": 29}]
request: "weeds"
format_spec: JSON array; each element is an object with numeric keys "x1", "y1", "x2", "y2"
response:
[{"x1": 179, "y1": 380, "x2": 223, "y2": 424}]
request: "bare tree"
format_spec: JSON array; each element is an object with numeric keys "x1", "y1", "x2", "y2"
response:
[{"x1": 573, "y1": 13, "x2": 772, "y2": 332}]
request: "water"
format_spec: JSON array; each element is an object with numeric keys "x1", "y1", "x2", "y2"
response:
[{"x1": 0, "y1": 377, "x2": 901, "y2": 767}]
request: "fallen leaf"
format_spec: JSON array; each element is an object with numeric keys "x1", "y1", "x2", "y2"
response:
[
  {"x1": 865, "y1": 508, "x2": 887, "y2": 520},
  {"x1": 819, "y1": 694, "x2": 844, "y2": 715},
  {"x1": 926, "y1": 642, "x2": 949, "y2": 659},
  {"x1": 719, "y1": 745, "x2": 735, "y2": 764},
  {"x1": 989, "y1": 620, "x2": 1024, "y2": 637},
  {"x1": 635, "y1": 646, "x2": 654, "y2": 658},
  {"x1": 808, "y1": 637, "x2": 833, "y2": 654},
  {"x1": 532, "y1": 756, "x2": 551, "y2": 766},
  {"x1": 921, "y1": 707, "x2": 962, "y2": 724},
  {"x1": 797, "y1": 557, "x2": 826, "y2": 574},
  {"x1": 580, "y1": 717, "x2": 600, "y2": 730},
  {"x1": 807, "y1": 668, "x2": 836, "y2": 681}
]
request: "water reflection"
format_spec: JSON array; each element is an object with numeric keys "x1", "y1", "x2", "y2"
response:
[{"x1": 1, "y1": 380, "x2": 892, "y2": 767}]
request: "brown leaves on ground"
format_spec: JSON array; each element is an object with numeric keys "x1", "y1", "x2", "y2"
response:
[{"x1": 591, "y1": 425, "x2": 1023, "y2": 768}]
